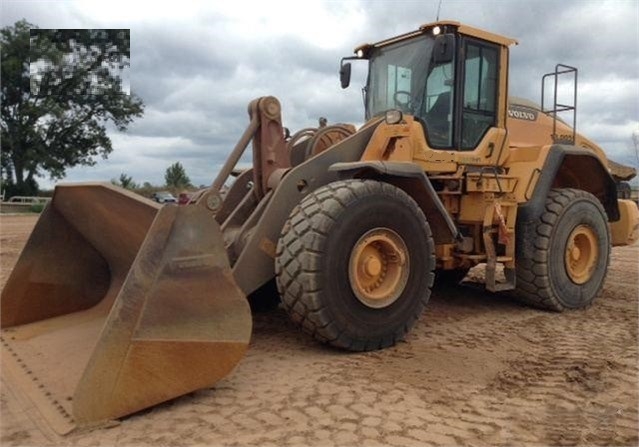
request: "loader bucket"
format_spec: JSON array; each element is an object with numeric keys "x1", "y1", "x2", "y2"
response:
[{"x1": 1, "y1": 183, "x2": 251, "y2": 434}]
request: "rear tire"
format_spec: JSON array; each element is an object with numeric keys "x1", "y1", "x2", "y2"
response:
[
  {"x1": 514, "y1": 188, "x2": 610, "y2": 311},
  {"x1": 275, "y1": 179, "x2": 435, "y2": 351}
]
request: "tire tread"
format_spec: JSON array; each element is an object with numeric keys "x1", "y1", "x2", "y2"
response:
[
  {"x1": 275, "y1": 179, "x2": 434, "y2": 351},
  {"x1": 514, "y1": 188, "x2": 610, "y2": 311}
]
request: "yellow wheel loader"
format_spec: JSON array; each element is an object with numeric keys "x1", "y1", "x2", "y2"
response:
[{"x1": 2, "y1": 21, "x2": 638, "y2": 433}]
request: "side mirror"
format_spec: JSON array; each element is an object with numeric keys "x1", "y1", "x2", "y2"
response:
[
  {"x1": 340, "y1": 62, "x2": 352, "y2": 89},
  {"x1": 433, "y1": 34, "x2": 455, "y2": 64}
]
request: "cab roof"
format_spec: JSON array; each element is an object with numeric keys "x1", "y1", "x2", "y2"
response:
[
  {"x1": 421, "y1": 20, "x2": 518, "y2": 47},
  {"x1": 354, "y1": 20, "x2": 518, "y2": 55}
]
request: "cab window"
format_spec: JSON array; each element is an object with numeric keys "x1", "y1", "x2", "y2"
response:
[
  {"x1": 461, "y1": 42, "x2": 498, "y2": 149},
  {"x1": 422, "y1": 60, "x2": 455, "y2": 148},
  {"x1": 385, "y1": 64, "x2": 413, "y2": 111}
]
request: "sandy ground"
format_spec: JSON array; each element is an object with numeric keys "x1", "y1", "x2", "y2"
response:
[{"x1": 1, "y1": 213, "x2": 637, "y2": 446}]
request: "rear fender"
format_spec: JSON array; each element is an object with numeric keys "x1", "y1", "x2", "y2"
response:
[
  {"x1": 517, "y1": 145, "x2": 619, "y2": 258},
  {"x1": 523, "y1": 145, "x2": 619, "y2": 222}
]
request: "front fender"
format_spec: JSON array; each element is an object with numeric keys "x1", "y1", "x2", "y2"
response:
[{"x1": 329, "y1": 161, "x2": 459, "y2": 244}]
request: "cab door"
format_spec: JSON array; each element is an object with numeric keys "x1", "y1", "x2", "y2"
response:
[{"x1": 455, "y1": 38, "x2": 500, "y2": 151}]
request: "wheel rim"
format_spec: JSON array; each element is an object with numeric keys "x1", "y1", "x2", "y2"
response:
[
  {"x1": 564, "y1": 224, "x2": 599, "y2": 285},
  {"x1": 348, "y1": 228, "x2": 409, "y2": 308}
]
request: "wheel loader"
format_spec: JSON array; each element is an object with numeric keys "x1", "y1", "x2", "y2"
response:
[{"x1": 2, "y1": 20, "x2": 638, "y2": 433}]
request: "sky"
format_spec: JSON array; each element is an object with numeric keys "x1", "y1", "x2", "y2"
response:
[{"x1": 2, "y1": 0, "x2": 638, "y2": 189}]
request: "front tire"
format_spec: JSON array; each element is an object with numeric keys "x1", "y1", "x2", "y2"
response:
[
  {"x1": 514, "y1": 188, "x2": 610, "y2": 311},
  {"x1": 275, "y1": 180, "x2": 435, "y2": 351}
]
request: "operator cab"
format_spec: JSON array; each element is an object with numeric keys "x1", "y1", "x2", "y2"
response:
[{"x1": 340, "y1": 21, "x2": 516, "y2": 152}]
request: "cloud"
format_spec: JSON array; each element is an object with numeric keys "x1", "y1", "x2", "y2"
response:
[{"x1": 2, "y1": 0, "x2": 637, "y2": 189}]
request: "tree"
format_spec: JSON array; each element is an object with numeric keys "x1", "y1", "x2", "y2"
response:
[
  {"x1": 0, "y1": 20, "x2": 144, "y2": 196},
  {"x1": 164, "y1": 162, "x2": 192, "y2": 189},
  {"x1": 112, "y1": 172, "x2": 137, "y2": 190}
]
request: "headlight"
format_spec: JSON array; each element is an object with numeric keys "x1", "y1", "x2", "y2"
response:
[
  {"x1": 385, "y1": 109, "x2": 403, "y2": 125},
  {"x1": 432, "y1": 26, "x2": 441, "y2": 36},
  {"x1": 356, "y1": 49, "x2": 364, "y2": 58}
]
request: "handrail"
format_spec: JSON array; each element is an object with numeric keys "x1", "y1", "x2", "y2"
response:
[{"x1": 541, "y1": 64, "x2": 578, "y2": 144}]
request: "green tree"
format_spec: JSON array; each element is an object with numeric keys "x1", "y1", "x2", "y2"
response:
[
  {"x1": 115, "y1": 173, "x2": 137, "y2": 189},
  {"x1": 0, "y1": 20, "x2": 144, "y2": 196},
  {"x1": 164, "y1": 162, "x2": 192, "y2": 189}
]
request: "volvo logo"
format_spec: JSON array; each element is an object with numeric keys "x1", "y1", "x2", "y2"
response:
[{"x1": 508, "y1": 106, "x2": 538, "y2": 121}]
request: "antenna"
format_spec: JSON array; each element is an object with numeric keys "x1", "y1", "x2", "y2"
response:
[{"x1": 436, "y1": 0, "x2": 443, "y2": 21}]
